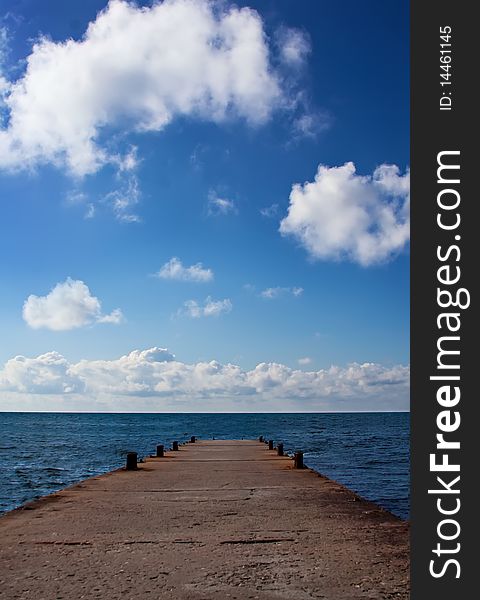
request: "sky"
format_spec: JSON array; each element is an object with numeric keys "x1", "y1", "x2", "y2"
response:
[{"x1": 0, "y1": 0, "x2": 410, "y2": 412}]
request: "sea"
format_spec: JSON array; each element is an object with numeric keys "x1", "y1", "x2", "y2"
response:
[{"x1": 0, "y1": 412, "x2": 409, "y2": 520}]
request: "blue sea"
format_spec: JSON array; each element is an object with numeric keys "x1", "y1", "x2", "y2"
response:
[{"x1": 0, "y1": 412, "x2": 409, "y2": 519}]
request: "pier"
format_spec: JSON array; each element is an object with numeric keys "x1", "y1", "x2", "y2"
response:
[{"x1": 0, "y1": 439, "x2": 409, "y2": 599}]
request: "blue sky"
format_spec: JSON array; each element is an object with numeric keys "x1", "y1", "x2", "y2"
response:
[{"x1": 0, "y1": 0, "x2": 409, "y2": 411}]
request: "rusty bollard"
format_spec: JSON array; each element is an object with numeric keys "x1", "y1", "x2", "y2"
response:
[
  {"x1": 190, "y1": 436, "x2": 196, "y2": 443},
  {"x1": 126, "y1": 452, "x2": 138, "y2": 470},
  {"x1": 258, "y1": 435, "x2": 264, "y2": 443},
  {"x1": 277, "y1": 443, "x2": 284, "y2": 456},
  {"x1": 268, "y1": 439, "x2": 274, "y2": 450},
  {"x1": 294, "y1": 451, "x2": 304, "y2": 469},
  {"x1": 172, "y1": 441, "x2": 179, "y2": 451},
  {"x1": 156, "y1": 444, "x2": 164, "y2": 457}
]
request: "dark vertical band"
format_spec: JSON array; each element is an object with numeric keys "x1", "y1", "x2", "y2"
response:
[{"x1": 411, "y1": 1, "x2": 475, "y2": 596}]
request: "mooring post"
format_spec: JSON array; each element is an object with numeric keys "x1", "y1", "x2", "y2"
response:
[
  {"x1": 172, "y1": 441, "x2": 179, "y2": 451},
  {"x1": 268, "y1": 439, "x2": 274, "y2": 450},
  {"x1": 190, "y1": 436, "x2": 196, "y2": 443},
  {"x1": 258, "y1": 435, "x2": 264, "y2": 442},
  {"x1": 126, "y1": 452, "x2": 138, "y2": 470},
  {"x1": 156, "y1": 444, "x2": 164, "y2": 457},
  {"x1": 294, "y1": 451, "x2": 304, "y2": 469},
  {"x1": 277, "y1": 442, "x2": 284, "y2": 456}
]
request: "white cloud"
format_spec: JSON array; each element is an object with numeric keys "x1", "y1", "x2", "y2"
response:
[
  {"x1": 260, "y1": 286, "x2": 303, "y2": 299},
  {"x1": 277, "y1": 28, "x2": 311, "y2": 67},
  {"x1": 104, "y1": 173, "x2": 141, "y2": 223},
  {"x1": 22, "y1": 278, "x2": 124, "y2": 331},
  {"x1": 179, "y1": 296, "x2": 232, "y2": 318},
  {"x1": 155, "y1": 257, "x2": 213, "y2": 282},
  {"x1": 207, "y1": 190, "x2": 237, "y2": 216},
  {"x1": 0, "y1": 347, "x2": 410, "y2": 412},
  {"x1": 298, "y1": 357, "x2": 312, "y2": 366},
  {"x1": 0, "y1": 0, "x2": 282, "y2": 176},
  {"x1": 280, "y1": 162, "x2": 410, "y2": 266},
  {"x1": 291, "y1": 111, "x2": 330, "y2": 140},
  {"x1": 96, "y1": 308, "x2": 124, "y2": 324},
  {"x1": 0, "y1": 352, "x2": 85, "y2": 394}
]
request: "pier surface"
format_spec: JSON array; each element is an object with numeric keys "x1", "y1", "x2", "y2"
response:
[{"x1": 0, "y1": 440, "x2": 409, "y2": 599}]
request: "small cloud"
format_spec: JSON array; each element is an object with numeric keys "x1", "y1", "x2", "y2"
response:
[
  {"x1": 260, "y1": 286, "x2": 303, "y2": 299},
  {"x1": 104, "y1": 174, "x2": 141, "y2": 223},
  {"x1": 84, "y1": 203, "x2": 95, "y2": 219},
  {"x1": 284, "y1": 89, "x2": 332, "y2": 144},
  {"x1": 260, "y1": 203, "x2": 279, "y2": 218},
  {"x1": 298, "y1": 357, "x2": 312, "y2": 366},
  {"x1": 155, "y1": 257, "x2": 213, "y2": 283},
  {"x1": 277, "y1": 27, "x2": 311, "y2": 67},
  {"x1": 65, "y1": 190, "x2": 87, "y2": 205},
  {"x1": 115, "y1": 146, "x2": 139, "y2": 173},
  {"x1": 22, "y1": 278, "x2": 124, "y2": 331},
  {"x1": 178, "y1": 297, "x2": 232, "y2": 319},
  {"x1": 292, "y1": 111, "x2": 331, "y2": 140},
  {"x1": 207, "y1": 190, "x2": 237, "y2": 216}
]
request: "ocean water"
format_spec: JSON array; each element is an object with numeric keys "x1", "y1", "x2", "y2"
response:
[{"x1": 0, "y1": 412, "x2": 409, "y2": 519}]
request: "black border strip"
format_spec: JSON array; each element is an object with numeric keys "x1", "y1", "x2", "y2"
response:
[{"x1": 411, "y1": 1, "x2": 476, "y2": 596}]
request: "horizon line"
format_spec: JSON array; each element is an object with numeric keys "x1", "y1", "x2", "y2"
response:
[{"x1": 0, "y1": 410, "x2": 410, "y2": 415}]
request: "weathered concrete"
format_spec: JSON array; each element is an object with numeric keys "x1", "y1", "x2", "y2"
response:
[{"x1": 0, "y1": 440, "x2": 409, "y2": 599}]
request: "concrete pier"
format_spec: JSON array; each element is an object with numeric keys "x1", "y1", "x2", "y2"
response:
[{"x1": 0, "y1": 440, "x2": 409, "y2": 599}]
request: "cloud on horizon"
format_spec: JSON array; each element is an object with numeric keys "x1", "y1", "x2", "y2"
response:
[
  {"x1": 22, "y1": 278, "x2": 124, "y2": 331},
  {"x1": 280, "y1": 162, "x2": 410, "y2": 266},
  {"x1": 0, "y1": 346, "x2": 410, "y2": 412}
]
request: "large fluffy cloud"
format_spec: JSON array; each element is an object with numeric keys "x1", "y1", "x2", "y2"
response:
[
  {"x1": 22, "y1": 278, "x2": 123, "y2": 331},
  {"x1": 280, "y1": 162, "x2": 410, "y2": 266},
  {"x1": 0, "y1": 346, "x2": 410, "y2": 411},
  {"x1": 0, "y1": 0, "x2": 282, "y2": 176}
]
